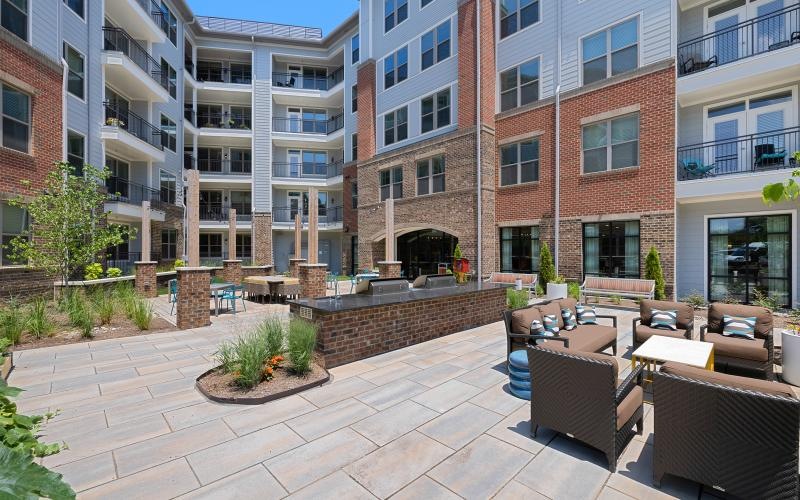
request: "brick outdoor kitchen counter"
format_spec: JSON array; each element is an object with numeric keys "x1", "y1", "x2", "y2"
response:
[{"x1": 289, "y1": 282, "x2": 508, "y2": 368}]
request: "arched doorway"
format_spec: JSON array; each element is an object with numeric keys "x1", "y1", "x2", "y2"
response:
[{"x1": 397, "y1": 229, "x2": 458, "y2": 279}]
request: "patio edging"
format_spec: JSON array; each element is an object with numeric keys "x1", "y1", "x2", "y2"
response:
[{"x1": 195, "y1": 365, "x2": 330, "y2": 405}]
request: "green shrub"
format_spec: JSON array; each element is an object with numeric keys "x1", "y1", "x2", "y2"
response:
[
  {"x1": 106, "y1": 267, "x2": 122, "y2": 278},
  {"x1": 256, "y1": 317, "x2": 285, "y2": 358},
  {"x1": 506, "y1": 288, "x2": 529, "y2": 310},
  {"x1": 130, "y1": 299, "x2": 154, "y2": 331},
  {"x1": 681, "y1": 291, "x2": 706, "y2": 310},
  {"x1": 644, "y1": 246, "x2": 666, "y2": 300},
  {"x1": 568, "y1": 282, "x2": 581, "y2": 300},
  {"x1": 287, "y1": 318, "x2": 317, "y2": 375},
  {"x1": 535, "y1": 283, "x2": 544, "y2": 296},
  {"x1": 215, "y1": 341, "x2": 237, "y2": 374},
  {"x1": 83, "y1": 263, "x2": 103, "y2": 281},
  {"x1": 610, "y1": 295, "x2": 622, "y2": 305},
  {"x1": 1, "y1": 299, "x2": 26, "y2": 344},
  {"x1": 27, "y1": 298, "x2": 55, "y2": 339},
  {"x1": 539, "y1": 242, "x2": 556, "y2": 289},
  {"x1": 721, "y1": 293, "x2": 741, "y2": 304},
  {"x1": 112, "y1": 282, "x2": 137, "y2": 319},
  {"x1": 753, "y1": 288, "x2": 779, "y2": 312},
  {"x1": 173, "y1": 259, "x2": 186, "y2": 269}
]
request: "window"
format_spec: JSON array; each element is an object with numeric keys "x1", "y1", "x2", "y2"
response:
[
  {"x1": 160, "y1": 114, "x2": 176, "y2": 152},
  {"x1": 67, "y1": 131, "x2": 84, "y2": 176},
  {"x1": 582, "y1": 113, "x2": 639, "y2": 173},
  {"x1": 199, "y1": 233, "x2": 222, "y2": 258},
  {"x1": 64, "y1": 0, "x2": 83, "y2": 18},
  {"x1": 421, "y1": 88, "x2": 451, "y2": 133},
  {"x1": 416, "y1": 156, "x2": 445, "y2": 195},
  {"x1": 421, "y1": 0, "x2": 434, "y2": 7},
  {"x1": 500, "y1": 0, "x2": 539, "y2": 39},
  {"x1": 1, "y1": 83, "x2": 30, "y2": 153},
  {"x1": 161, "y1": 59, "x2": 177, "y2": 99},
  {"x1": 230, "y1": 191, "x2": 251, "y2": 215},
  {"x1": 351, "y1": 34, "x2": 360, "y2": 64},
  {"x1": 582, "y1": 18, "x2": 638, "y2": 85},
  {"x1": 384, "y1": 106, "x2": 408, "y2": 146},
  {"x1": 230, "y1": 149, "x2": 251, "y2": 173},
  {"x1": 584, "y1": 221, "x2": 639, "y2": 278},
  {"x1": 160, "y1": 170, "x2": 176, "y2": 204},
  {"x1": 500, "y1": 138, "x2": 539, "y2": 185},
  {"x1": 384, "y1": 46, "x2": 408, "y2": 89},
  {"x1": 236, "y1": 234, "x2": 252, "y2": 259},
  {"x1": 384, "y1": 0, "x2": 408, "y2": 32},
  {"x1": 380, "y1": 167, "x2": 403, "y2": 201},
  {"x1": 161, "y1": 229, "x2": 177, "y2": 259},
  {"x1": 352, "y1": 133, "x2": 358, "y2": 161},
  {"x1": 1, "y1": 202, "x2": 28, "y2": 265},
  {"x1": 1, "y1": 0, "x2": 27, "y2": 40},
  {"x1": 499, "y1": 58, "x2": 539, "y2": 112},
  {"x1": 351, "y1": 85, "x2": 358, "y2": 113},
  {"x1": 500, "y1": 226, "x2": 539, "y2": 273},
  {"x1": 64, "y1": 44, "x2": 85, "y2": 99},
  {"x1": 351, "y1": 180, "x2": 358, "y2": 208},
  {"x1": 161, "y1": 1, "x2": 177, "y2": 45},
  {"x1": 421, "y1": 20, "x2": 451, "y2": 71}
]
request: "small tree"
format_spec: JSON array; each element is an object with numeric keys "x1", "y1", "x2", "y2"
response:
[
  {"x1": 6, "y1": 162, "x2": 135, "y2": 286},
  {"x1": 539, "y1": 241, "x2": 556, "y2": 289},
  {"x1": 644, "y1": 246, "x2": 666, "y2": 300},
  {"x1": 763, "y1": 167, "x2": 800, "y2": 205}
]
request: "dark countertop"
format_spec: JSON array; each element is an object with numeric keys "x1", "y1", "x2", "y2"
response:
[{"x1": 289, "y1": 281, "x2": 509, "y2": 313}]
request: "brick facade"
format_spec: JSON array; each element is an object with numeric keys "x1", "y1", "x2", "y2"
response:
[
  {"x1": 378, "y1": 261, "x2": 401, "y2": 279},
  {"x1": 298, "y1": 263, "x2": 327, "y2": 299},
  {"x1": 222, "y1": 260, "x2": 243, "y2": 285},
  {"x1": 176, "y1": 267, "x2": 211, "y2": 330},
  {"x1": 0, "y1": 267, "x2": 50, "y2": 299},
  {"x1": 356, "y1": 61, "x2": 377, "y2": 161},
  {"x1": 134, "y1": 262, "x2": 158, "y2": 298},
  {"x1": 151, "y1": 204, "x2": 184, "y2": 264},
  {"x1": 252, "y1": 212, "x2": 273, "y2": 266},
  {"x1": 342, "y1": 163, "x2": 358, "y2": 275},
  {"x1": 289, "y1": 258, "x2": 306, "y2": 278}
]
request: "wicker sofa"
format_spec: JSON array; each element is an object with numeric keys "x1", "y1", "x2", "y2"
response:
[
  {"x1": 503, "y1": 298, "x2": 618, "y2": 360},
  {"x1": 653, "y1": 362, "x2": 799, "y2": 499},
  {"x1": 529, "y1": 345, "x2": 644, "y2": 472},
  {"x1": 700, "y1": 303, "x2": 774, "y2": 380},
  {"x1": 632, "y1": 299, "x2": 694, "y2": 348}
]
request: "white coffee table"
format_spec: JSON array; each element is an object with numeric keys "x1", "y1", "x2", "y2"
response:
[{"x1": 631, "y1": 336, "x2": 714, "y2": 384}]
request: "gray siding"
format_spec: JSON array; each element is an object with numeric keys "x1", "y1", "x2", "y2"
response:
[{"x1": 253, "y1": 46, "x2": 273, "y2": 212}]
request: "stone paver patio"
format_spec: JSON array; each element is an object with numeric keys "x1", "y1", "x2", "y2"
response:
[{"x1": 11, "y1": 306, "x2": 711, "y2": 499}]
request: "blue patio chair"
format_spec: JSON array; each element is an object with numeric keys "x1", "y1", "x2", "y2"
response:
[
  {"x1": 681, "y1": 158, "x2": 715, "y2": 178},
  {"x1": 349, "y1": 275, "x2": 356, "y2": 294},
  {"x1": 220, "y1": 285, "x2": 246, "y2": 314},
  {"x1": 168, "y1": 279, "x2": 178, "y2": 315}
]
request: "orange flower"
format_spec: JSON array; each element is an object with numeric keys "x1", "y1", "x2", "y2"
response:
[
  {"x1": 270, "y1": 355, "x2": 284, "y2": 366},
  {"x1": 263, "y1": 365, "x2": 274, "y2": 377}
]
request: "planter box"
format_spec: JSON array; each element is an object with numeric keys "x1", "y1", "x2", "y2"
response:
[
  {"x1": 782, "y1": 331, "x2": 800, "y2": 386},
  {"x1": 1, "y1": 352, "x2": 12, "y2": 381},
  {"x1": 546, "y1": 283, "x2": 568, "y2": 300}
]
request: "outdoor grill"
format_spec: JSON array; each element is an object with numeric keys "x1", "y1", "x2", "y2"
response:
[
  {"x1": 420, "y1": 275, "x2": 457, "y2": 289},
  {"x1": 360, "y1": 278, "x2": 410, "y2": 296}
]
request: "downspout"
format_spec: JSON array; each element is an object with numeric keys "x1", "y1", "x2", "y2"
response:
[
  {"x1": 554, "y1": 0, "x2": 562, "y2": 274},
  {"x1": 475, "y1": 0, "x2": 483, "y2": 280},
  {"x1": 60, "y1": 59, "x2": 69, "y2": 161}
]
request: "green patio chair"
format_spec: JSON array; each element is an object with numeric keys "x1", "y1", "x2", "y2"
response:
[{"x1": 681, "y1": 158, "x2": 715, "y2": 178}]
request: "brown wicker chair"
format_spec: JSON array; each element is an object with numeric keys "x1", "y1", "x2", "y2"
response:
[
  {"x1": 528, "y1": 345, "x2": 643, "y2": 472},
  {"x1": 632, "y1": 299, "x2": 694, "y2": 348},
  {"x1": 653, "y1": 362, "x2": 799, "y2": 499},
  {"x1": 700, "y1": 303, "x2": 774, "y2": 380}
]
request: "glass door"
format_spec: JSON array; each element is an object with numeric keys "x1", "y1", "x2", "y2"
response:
[
  {"x1": 287, "y1": 107, "x2": 301, "y2": 133},
  {"x1": 705, "y1": 101, "x2": 747, "y2": 175},
  {"x1": 706, "y1": 1, "x2": 747, "y2": 64},
  {"x1": 749, "y1": 91, "x2": 793, "y2": 169},
  {"x1": 288, "y1": 191, "x2": 301, "y2": 220},
  {"x1": 753, "y1": 0, "x2": 787, "y2": 51},
  {"x1": 287, "y1": 150, "x2": 302, "y2": 177},
  {"x1": 288, "y1": 65, "x2": 301, "y2": 88}
]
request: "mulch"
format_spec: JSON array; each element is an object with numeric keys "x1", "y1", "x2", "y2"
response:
[
  {"x1": 196, "y1": 362, "x2": 329, "y2": 404},
  {"x1": 10, "y1": 317, "x2": 175, "y2": 351}
]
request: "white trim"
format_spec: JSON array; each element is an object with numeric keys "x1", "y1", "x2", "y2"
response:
[
  {"x1": 0, "y1": 81, "x2": 32, "y2": 155},
  {"x1": 63, "y1": 41, "x2": 87, "y2": 103},
  {"x1": 66, "y1": 128, "x2": 86, "y2": 167},
  {"x1": 383, "y1": 0, "x2": 409, "y2": 35},
  {"x1": 496, "y1": 54, "x2": 542, "y2": 114},
  {"x1": 62, "y1": 0, "x2": 86, "y2": 23},
  {"x1": 495, "y1": 0, "x2": 543, "y2": 44},
  {"x1": 577, "y1": 12, "x2": 643, "y2": 88},
  {"x1": 418, "y1": 17, "x2": 454, "y2": 74},
  {"x1": 380, "y1": 44, "x2": 410, "y2": 91},
  {"x1": 701, "y1": 85, "x2": 799, "y2": 143}
]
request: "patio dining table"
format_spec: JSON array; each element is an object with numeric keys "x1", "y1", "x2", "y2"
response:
[{"x1": 210, "y1": 282, "x2": 234, "y2": 317}]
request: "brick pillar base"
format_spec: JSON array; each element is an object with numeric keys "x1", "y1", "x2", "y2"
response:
[
  {"x1": 176, "y1": 267, "x2": 211, "y2": 330},
  {"x1": 134, "y1": 261, "x2": 158, "y2": 298},
  {"x1": 289, "y1": 258, "x2": 307, "y2": 278},
  {"x1": 378, "y1": 261, "x2": 402, "y2": 279},
  {"x1": 223, "y1": 260, "x2": 243, "y2": 285},
  {"x1": 299, "y1": 263, "x2": 327, "y2": 299}
]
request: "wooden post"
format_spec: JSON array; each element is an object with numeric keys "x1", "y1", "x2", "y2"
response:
[
  {"x1": 308, "y1": 187, "x2": 318, "y2": 265},
  {"x1": 141, "y1": 200, "x2": 151, "y2": 262},
  {"x1": 228, "y1": 208, "x2": 237, "y2": 260},
  {"x1": 294, "y1": 213, "x2": 302, "y2": 259},
  {"x1": 186, "y1": 169, "x2": 200, "y2": 266}
]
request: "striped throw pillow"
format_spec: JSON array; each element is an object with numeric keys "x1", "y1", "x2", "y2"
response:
[
  {"x1": 542, "y1": 314, "x2": 560, "y2": 336},
  {"x1": 529, "y1": 319, "x2": 544, "y2": 336},
  {"x1": 561, "y1": 308, "x2": 577, "y2": 331},
  {"x1": 651, "y1": 309, "x2": 678, "y2": 331},
  {"x1": 722, "y1": 315, "x2": 756, "y2": 340},
  {"x1": 575, "y1": 304, "x2": 597, "y2": 325}
]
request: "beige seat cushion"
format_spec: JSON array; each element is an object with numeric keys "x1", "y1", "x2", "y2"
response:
[
  {"x1": 640, "y1": 299, "x2": 693, "y2": 329},
  {"x1": 510, "y1": 307, "x2": 543, "y2": 336},
  {"x1": 561, "y1": 324, "x2": 617, "y2": 354},
  {"x1": 635, "y1": 324, "x2": 688, "y2": 343},
  {"x1": 660, "y1": 362, "x2": 794, "y2": 398},
  {"x1": 616, "y1": 385, "x2": 643, "y2": 430},
  {"x1": 538, "y1": 344, "x2": 618, "y2": 379},
  {"x1": 243, "y1": 276, "x2": 270, "y2": 284},
  {"x1": 707, "y1": 303, "x2": 772, "y2": 339},
  {"x1": 704, "y1": 332, "x2": 769, "y2": 362}
]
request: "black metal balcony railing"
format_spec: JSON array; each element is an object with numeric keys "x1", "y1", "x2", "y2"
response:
[
  {"x1": 272, "y1": 114, "x2": 344, "y2": 135},
  {"x1": 106, "y1": 176, "x2": 161, "y2": 205},
  {"x1": 272, "y1": 206, "x2": 343, "y2": 224},
  {"x1": 185, "y1": 60, "x2": 194, "y2": 78},
  {"x1": 194, "y1": 158, "x2": 252, "y2": 175},
  {"x1": 184, "y1": 107, "x2": 196, "y2": 126},
  {"x1": 272, "y1": 66, "x2": 345, "y2": 91},
  {"x1": 196, "y1": 65, "x2": 252, "y2": 84},
  {"x1": 195, "y1": 16, "x2": 322, "y2": 40},
  {"x1": 678, "y1": 4, "x2": 800, "y2": 76},
  {"x1": 677, "y1": 126, "x2": 800, "y2": 181},
  {"x1": 197, "y1": 111, "x2": 252, "y2": 130},
  {"x1": 200, "y1": 205, "x2": 253, "y2": 222},
  {"x1": 102, "y1": 27, "x2": 169, "y2": 91},
  {"x1": 106, "y1": 251, "x2": 162, "y2": 276},
  {"x1": 103, "y1": 102, "x2": 165, "y2": 150},
  {"x1": 132, "y1": 0, "x2": 168, "y2": 32},
  {"x1": 184, "y1": 153, "x2": 195, "y2": 169},
  {"x1": 272, "y1": 161, "x2": 343, "y2": 179}
]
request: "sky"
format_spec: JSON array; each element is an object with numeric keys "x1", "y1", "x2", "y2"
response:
[{"x1": 186, "y1": 0, "x2": 360, "y2": 36}]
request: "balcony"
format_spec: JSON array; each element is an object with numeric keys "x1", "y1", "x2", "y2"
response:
[
  {"x1": 197, "y1": 111, "x2": 252, "y2": 130},
  {"x1": 199, "y1": 205, "x2": 253, "y2": 223},
  {"x1": 272, "y1": 206, "x2": 343, "y2": 227},
  {"x1": 105, "y1": 177, "x2": 168, "y2": 222},
  {"x1": 272, "y1": 67, "x2": 344, "y2": 91},
  {"x1": 272, "y1": 114, "x2": 344, "y2": 135},
  {"x1": 102, "y1": 27, "x2": 170, "y2": 102},
  {"x1": 271, "y1": 67, "x2": 345, "y2": 107},
  {"x1": 194, "y1": 15, "x2": 322, "y2": 40},
  {"x1": 272, "y1": 161, "x2": 343, "y2": 179},
  {"x1": 197, "y1": 65, "x2": 253, "y2": 85},
  {"x1": 195, "y1": 159, "x2": 252, "y2": 176},
  {"x1": 101, "y1": 102, "x2": 165, "y2": 162},
  {"x1": 184, "y1": 107, "x2": 196, "y2": 128},
  {"x1": 105, "y1": 0, "x2": 167, "y2": 43}
]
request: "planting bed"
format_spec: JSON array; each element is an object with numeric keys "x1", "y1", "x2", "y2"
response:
[
  {"x1": 196, "y1": 361, "x2": 329, "y2": 405},
  {"x1": 11, "y1": 318, "x2": 175, "y2": 351}
]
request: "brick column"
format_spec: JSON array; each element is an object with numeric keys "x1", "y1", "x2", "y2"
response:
[
  {"x1": 186, "y1": 170, "x2": 200, "y2": 266},
  {"x1": 252, "y1": 212, "x2": 273, "y2": 266},
  {"x1": 378, "y1": 261, "x2": 402, "y2": 279},
  {"x1": 176, "y1": 267, "x2": 211, "y2": 330},
  {"x1": 134, "y1": 261, "x2": 158, "y2": 298},
  {"x1": 356, "y1": 60, "x2": 377, "y2": 160},
  {"x1": 289, "y1": 258, "x2": 307, "y2": 278},
  {"x1": 299, "y1": 263, "x2": 327, "y2": 299},
  {"x1": 223, "y1": 260, "x2": 243, "y2": 285}
]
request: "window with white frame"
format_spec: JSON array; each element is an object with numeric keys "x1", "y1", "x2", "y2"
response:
[
  {"x1": 384, "y1": 0, "x2": 408, "y2": 32},
  {"x1": 236, "y1": 233, "x2": 252, "y2": 259},
  {"x1": 384, "y1": 106, "x2": 408, "y2": 146},
  {"x1": 64, "y1": 43, "x2": 85, "y2": 99},
  {"x1": 67, "y1": 131, "x2": 84, "y2": 176},
  {"x1": 500, "y1": 138, "x2": 539, "y2": 186},
  {"x1": 582, "y1": 18, "x2": 638, "y2": 86},
  {"x1": 421, "y1": 0, "x2": 434, "y2": 7},
  {"x1": 160, "y1": 170, "x2": 176, "y2": 204},
  {"x1": 1, "y1": 202, "x2": 28, "y2": 265},
  {"x1": 384, "y1": 46, "x2": 408, "y2": 89},
  {"x1": 500, "y1": 0, "x2": 539, "y2": 39},
  {"x1": 380, "y1": 166, "x2": 403, "y2": 201},
  {"x1": 582, "y1": 113, "x2": 639, "y2": 173},
  {"x1": 1, "y1": 83, "x2": 30, "y2": 153},
  {"x1": 161, "y1": 228, "x2": 177, "y2": 259},
  {"x1": 161, "y1": 1, "x2": 177, "y2": 45},
  {"x1": 160, "y1": 114, "x2": 176, "y2": 152},
  {"x1": 421, "y1": 20, "x2": 451, "y2": 71},
  {"x1": 416, "y1": 156, "x2": 445, "y2": 195},
  {"x1": 161, "y1": 58, "x2": 176, "y2": 99},
  {"x1": 499, "y1": 58, "x2": 539, "y2": 112},
  {"x1": 351, "y1": 84, "x2": 358, "y2": 113},
  {"x1": 64, "y1": 0, "x2": 83, "y2": 18},
  {"x1": 351, "y1": 34, "x2": 360, "y2": 63},
  {"x1": 421, "y1": 88, "x2": 450, "y2": 133},
  {"x1": 1, "y1": 0, "x2": 27, "y2": 40}
]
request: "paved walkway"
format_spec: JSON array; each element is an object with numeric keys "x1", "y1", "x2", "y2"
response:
[{"x1": 11, "y1": 307, "x2": 707, "y2": 499}]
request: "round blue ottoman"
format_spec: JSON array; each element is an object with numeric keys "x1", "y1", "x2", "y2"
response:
[{"x1": 507, "y1": 350, "x2": 531, "y2": 400}]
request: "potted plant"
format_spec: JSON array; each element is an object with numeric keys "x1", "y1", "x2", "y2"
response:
[
  {"x1": 790, "y1": 151, "x2": 800, "y2": 167},
  {"x1": 452, "y1": 244, "x2": 469, "y2": 284},
  {"x1": 546, "y1": 275, "x2": 568, "y2": 300},
  {"x1": 1, "y1": 338, "x2": 12, "y2": 381},
  {"x1": 105, "y1": 117, "x2": 125, "y2": 127},
  {"x1": 782, "y1": 308, "x2": 800, "y2": 386}
]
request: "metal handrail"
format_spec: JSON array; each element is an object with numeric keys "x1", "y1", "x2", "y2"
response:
[
  {"x1": 272, "y1": 205, "x2": 343, "y2": 223},
  {"x1": 106, "y1": 176, "x2": 161, "y2": 205},
  {"x1": 184, "y1": 107, "x2": 196, "y2": 126},
  {"x1": 195, "y1": 15, "x2": 323, "y2": 39},
  {"x1": 272, "y1": 67, "x2": 344, "y2": 91},
  {"x1": 200, "y1": 205, "x2": 253, "y2": 221},
  {"x1": 272, "y1": 161, "x2": 343, "y2": 179},
  {"x1": 195, "y1": 158, "x2": 252, "y2": 175},
  {"x1": 272, "y1": 114, "x2": 344, "y2": 134},
  {"x1": 196, "y1": 64, "x2": 252, "y2": 84},
  {"x1": 102, "y1": 27, "x2": 168, "y2": 90},
  {"x1": 103, "y1": 101, "x2": 164, "y2": 150},
  {"x1": 131, "y1": 0, "x2": 168, "y2": 31},
  {"x1": 197, "y1": 110, "x2": 252, "y2": 130}
]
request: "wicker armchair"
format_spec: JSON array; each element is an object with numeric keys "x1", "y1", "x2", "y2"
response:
[
  {"x1": 528, "y1": 346, "x2": 643, "y2": 472},
  {"x1": 700, "y1": 303, "x2": 774, "y2": 380},
  {"x1": 632, "y1": 299, "x2": 694, "y2": 348},
  {"x1": 653, "y1": 362, "x2": 799, "y2": 499}
]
